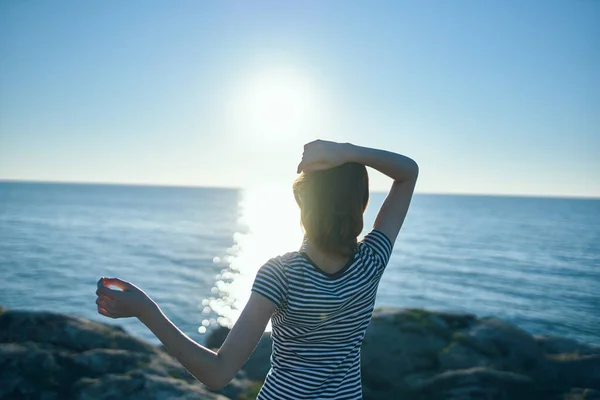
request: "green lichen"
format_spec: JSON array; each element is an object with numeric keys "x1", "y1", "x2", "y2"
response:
[
  {"x1": 408, "y1": 308, "x2": 432, "y2": 319},
  {"x1": 135, "y1": 359, "x2": 151, "y2": 369},
  {"x1": 403, "y1": 309, "x2": 433, "y2": 324},
  {"x1": 77, "y1": 377, "x2": 99, "y2": 385},
  {"x1": 451, "y1": 332, "x2": 467, "y2": 343},
  {"x1": 438, "y1": 332, "x2": 468, "y2": 355},
  {"x1": 439, "y1": 342, "x2": 454, "y2": 355},
  {"x1": 397, "y1": 309, "x2": 454, "y2": 339},
  {"x1": 167, "y1": 369, "x2": 183, "y2": 379},
  {"x1": 391, "y1": 309, "x2": 432, "y2": 326},
  {"x1": 237, "y1": 381, "x2": 264, "y2": 400},
  {"x1": 547, "y1": 352, "x2": 581, "y2": 362},
  {"x1": 564, "y1": 393, "x2": 586, "y2": 400}
]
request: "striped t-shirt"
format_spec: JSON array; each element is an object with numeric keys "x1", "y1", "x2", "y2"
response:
[{"x1": 251, "y1": 229, "x2": 393, "y2": 400}]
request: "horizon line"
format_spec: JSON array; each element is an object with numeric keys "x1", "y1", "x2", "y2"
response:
[{"x1": 1, "y1": 178, "x2": 599, "y2": 201}]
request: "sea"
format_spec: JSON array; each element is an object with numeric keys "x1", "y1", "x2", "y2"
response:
[{"x1": 0, "y1": 182, "x2": 598, "y2": 346}]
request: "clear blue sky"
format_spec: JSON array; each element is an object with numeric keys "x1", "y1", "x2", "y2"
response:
[{"x1": 1, "y1": 1, "x2": 598, "y2": 197}]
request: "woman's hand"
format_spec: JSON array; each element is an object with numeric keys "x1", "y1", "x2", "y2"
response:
[
  {"x1": 95, "y1": 277, "x2": 157, "y2": 320},
  {"x1": 297, "y1": 140, "x2": 354, "y2": 173}
]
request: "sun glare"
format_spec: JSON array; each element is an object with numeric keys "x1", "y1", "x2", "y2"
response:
[
  {"x1": 226, "y1": 66, "x2": 325, "y2": 141},
  {"x1": 207, "y1": 186, "x2": 303, "y2": 329},
  {"x1": 204, "y1": 65, "x2": 331, "y2": 328}
]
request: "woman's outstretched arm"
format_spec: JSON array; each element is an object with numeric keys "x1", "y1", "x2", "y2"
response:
[
  {"x1": 298, "y1": 140, "x2": 419, "y2": 244},
  {"x1": 95, "y1": 278, "x2": 274, "y2": 390}
]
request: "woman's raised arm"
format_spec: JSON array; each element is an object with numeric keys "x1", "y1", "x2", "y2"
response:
[
  {"x1": 345, "y1": 144, "x2": 418, "y2": 245},
  {"x1": 298, "y1": 140, "x2": 418, "y2": 245}
]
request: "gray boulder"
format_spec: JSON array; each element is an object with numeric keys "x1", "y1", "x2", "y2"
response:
[
  {"x1": 3, "y1": 306, "x2": 600, "y2": 400},
  {"x1": 0, "y1": 310, "x2": 229, "y2": 400},
  {"x1": 359, "y1": 309, "x2": 600, "y2": 400}
]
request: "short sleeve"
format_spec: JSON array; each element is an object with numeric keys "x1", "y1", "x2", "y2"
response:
[
  {"x1": 251, "y1": 258, "x2": 288, "y2": 308},
  {"x1": 360, "y1": 229, "x2": 393, "y2": 272}
]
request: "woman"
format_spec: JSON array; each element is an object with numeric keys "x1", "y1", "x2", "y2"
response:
[{"x1": 95, "y1": 140, "x2": 418, "y2": 399}]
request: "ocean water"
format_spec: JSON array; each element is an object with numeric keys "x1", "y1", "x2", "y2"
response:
[{"x1": 0, "y1": 182, "x2": 598, "y2": 346}]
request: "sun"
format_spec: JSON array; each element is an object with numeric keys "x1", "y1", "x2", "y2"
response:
[{"x1": 227, "y1": 66, "x2": 324, "y2": 140}]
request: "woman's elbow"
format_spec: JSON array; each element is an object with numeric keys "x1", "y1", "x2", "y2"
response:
[
  {"x1": 203, "y1": 371, "x2": 235, "y2": 392},
  {"x1": 410, "y1": 159, "x2": 419, "y2": 180},
  {"x1": 204, "y1": 377, "x2": 232, "y2": 392},
  {"x1": 204, "y1": 382, "x2": 224, "y2": 392}
]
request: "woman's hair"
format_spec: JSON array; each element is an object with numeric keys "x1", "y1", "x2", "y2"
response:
[{"x1": 293, "y1": 162, "x2": 369, "y2": 257}]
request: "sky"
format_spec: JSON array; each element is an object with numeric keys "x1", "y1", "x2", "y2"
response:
[{"x1": 0, "y1": 0, "x2": 598, "y2": 197}]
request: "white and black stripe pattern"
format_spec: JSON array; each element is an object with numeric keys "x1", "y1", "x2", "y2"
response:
[{"x1": 252, "y1": 229, "x2": 393, "y2": 400}]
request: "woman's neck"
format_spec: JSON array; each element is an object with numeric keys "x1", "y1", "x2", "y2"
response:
[{"x1": 302, "y1": 238, "x2": 352, "y2": 275}]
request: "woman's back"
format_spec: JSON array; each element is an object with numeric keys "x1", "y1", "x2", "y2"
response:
[{"x1": 254, "y1": 230, "x2": 393, "y2": 400}]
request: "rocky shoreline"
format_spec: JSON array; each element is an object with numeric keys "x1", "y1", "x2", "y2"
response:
[{"x1": 1, "y1": 306, "x2": 599, "y2": 399}]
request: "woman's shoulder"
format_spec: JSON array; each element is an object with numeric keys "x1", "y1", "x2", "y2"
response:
[
  {"x1": 356, "y1": 229, "x2": 394, "y2": 271},
  {"x1": 261, "y1": 251, "x2": 303, "y2": 271},
  {"x1": 268, "y1": 250, "x2": 304, "y2": 267}
]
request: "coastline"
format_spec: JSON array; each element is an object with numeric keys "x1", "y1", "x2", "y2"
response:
[{"x1": 1, "y1": 306, "x2": 599, "y2": 399}]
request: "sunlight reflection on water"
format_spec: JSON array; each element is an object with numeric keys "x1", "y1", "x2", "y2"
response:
[{"x1": 203, "y1": 186, "x2": 303, "y2": 330}]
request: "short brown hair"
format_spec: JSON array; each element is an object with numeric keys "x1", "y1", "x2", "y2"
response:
[{"x1": 293, "y1": 162, "x2": 369, "y2": 256}]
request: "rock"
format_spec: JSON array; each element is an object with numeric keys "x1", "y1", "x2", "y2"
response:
[
  {"x1": 0, "y1": 310, "x2": 153, "y2": 354},
  {"x1": 0, "y1": 310, "x2": 230, "y2": 399},
  {"x1": 74, "y1": 372, "x2": 229, "y2": 400},
  {"x1": 205, "y1": 325, "x2": 273, "y2": 381},
  {"x1": 438, "y1": 342, "x2": 492, "y2": 370},
  {"x1": 241, "y1": 334, "x2": 272, "y2": 381},
  {"x1": 413, "y1": 367, "x2": 535, "y2": 400},
  {"x1": 545, "y1": 354, "x2": 600, "y2": 390},
  {"x1": 432, "y1": 310, "x2": 477, "y2": 330},
  {"x1": 205, "y1": 325, "x2": 231, "y2": 350},
  {"x1": 559, "y1": 388, "x2": 600, "y2": 400},
  {"x1": 361, "y1": 308, "x2": 449, "y2": 396},
  {"x1": 459, "y1": 317, "x2": 544, "y2": 373},
  {"x1": 214, "y1": 372, "x2": 255, "y2": 400},
  {"x1": 2, "y1": 306, "x2": 600, "y2": 400},
  {"x1": 536, "y1": 335, "x2": 600, "y2": 356},
  {"x1": 73, "y1": 348, "x2": 152, "y2": 375},
  {"x1": 359, "y1": 308, "x2": 600, "y2": 400}
]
